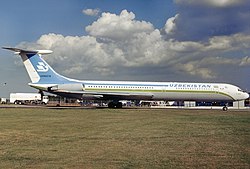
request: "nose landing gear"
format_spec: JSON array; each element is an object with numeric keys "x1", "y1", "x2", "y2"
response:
[
  {"x1": 222, "y1": 103, "x2": 229, "y2": 111},
  {"x1": 222, "y1": 106, "x2": 228, "y2": 111}
]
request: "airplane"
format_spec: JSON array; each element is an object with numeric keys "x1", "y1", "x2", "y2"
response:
[{"x1": 2, "y1": 47, "x2": 249, "y2": 110}]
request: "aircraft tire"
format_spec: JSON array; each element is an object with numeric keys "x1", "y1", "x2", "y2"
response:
[
  {"x1": 108, "y1": 102, "x2": 123, "y2": 108},
  {"x1": 222, "y1": 106, "x2": 228, "y2": 111},
  {"x1": 108, "y1": 102, "x2": 115, "y2": 108},
  {"x1": 116, "y1": 102, "x2": 123, "y2": 108}
]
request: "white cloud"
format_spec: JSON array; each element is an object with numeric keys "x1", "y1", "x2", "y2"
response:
[
  {"x1": 164, "y1": 14, "x2": 179, "y2": 35},
  {"x1": 17, "y1": 10, "x2": 250, "y2": 83},
  {"x1": 240, "y1": 56, "x2": 250, "y2": 66},
  {"x1": 205, "y1": 33, "x2": 250, "y2": 51},
  {"x1": 85, "y1": 10, "x2": 154, "y2": 41},
  {"x1": 176, "y1": 62, "x2": 216, "y2": 79},
  {"x1": 82, "y1": 8, "x2": 100, "y2": 16}
]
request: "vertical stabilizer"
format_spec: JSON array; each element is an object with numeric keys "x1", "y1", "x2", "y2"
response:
[{"x1": 2, "y1": 47, "x2": 71, "y2": 84}]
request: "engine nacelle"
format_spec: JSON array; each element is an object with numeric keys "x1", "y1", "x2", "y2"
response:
[{"x1": 49, "y1": 83, "x2": 84, "y2": 91}]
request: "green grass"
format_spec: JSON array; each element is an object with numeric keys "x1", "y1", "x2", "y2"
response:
[{"x1": 0, "y1": 108, "x2": 249, "y2": 168}]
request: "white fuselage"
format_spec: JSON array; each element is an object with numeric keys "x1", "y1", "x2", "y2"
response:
[
  {"x1": 32, "y1": 80, "x2": 249, "y2": 101},
  {"x1": 82, "y1": 81, "x2": 248, "y2": 101}
]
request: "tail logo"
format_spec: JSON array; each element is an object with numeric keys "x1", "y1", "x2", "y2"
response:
[{"x1": 36, "y1": 62, "x2": 49, "y2": 72}]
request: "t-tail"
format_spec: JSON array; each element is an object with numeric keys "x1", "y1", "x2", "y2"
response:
[{"x1": 2, "y1": 47, "x2": 78, "y2": 90}]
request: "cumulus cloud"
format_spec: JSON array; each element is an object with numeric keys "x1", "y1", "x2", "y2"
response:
[
  {"x1": 17, "y1": 9, "x2": 250, "y2": 85},
  {"x1": 86, "y1": 10, "x2": 154, "y2": 41},
  {"x1": 82, "y1": 8, "x2": 100, "y2": 16},
  {"x1": 176, "y1": 62, "x2": 216, "y2": 79},
  {"x1": 205, "y1": 33, "x2": 250, "y2": 51},
  {"x1": 164, "y1": 14, "x2": 179, "y2": 35}
]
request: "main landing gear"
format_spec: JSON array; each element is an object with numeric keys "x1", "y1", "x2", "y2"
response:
[
  {"x1": 108, "y1": 102, "x2": 123, "y2": 108},
  {"x1": 222, "y1": 106, "x2": 228, "y2": 111},
  {"x1": 222, "y1": 103, "x2": 229, "y2": 111}
]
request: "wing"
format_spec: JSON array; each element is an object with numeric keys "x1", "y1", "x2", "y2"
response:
[{"x1": 51, "y1": 90, "x2": 154, "y2": 100}]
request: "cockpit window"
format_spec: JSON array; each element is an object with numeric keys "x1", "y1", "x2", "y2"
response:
[{"x1": 238, "y1": 88, "x2": 247, "y2": 93}]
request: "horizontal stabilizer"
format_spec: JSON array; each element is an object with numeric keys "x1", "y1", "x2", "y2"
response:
[{"x1": 2, "y1": 47, "x2": 53, "y2": 55}]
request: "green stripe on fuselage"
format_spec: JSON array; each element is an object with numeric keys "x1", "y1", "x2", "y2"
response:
[{"x1": 85, "y1": 88, "x2": 234, "y2": 100}]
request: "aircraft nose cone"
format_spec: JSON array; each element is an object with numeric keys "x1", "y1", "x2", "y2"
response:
[{"x1": 245, "y1": 93, "x2": 250, "y2": 99}]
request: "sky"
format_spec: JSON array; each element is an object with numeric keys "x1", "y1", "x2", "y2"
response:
[{"x1": 0, "y1": 0, "x2": 250, "y2": 98}]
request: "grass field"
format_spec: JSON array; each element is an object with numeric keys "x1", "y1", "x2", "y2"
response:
[{"x1": 0, "y1": 108, "x2": 249, "y2": 169}]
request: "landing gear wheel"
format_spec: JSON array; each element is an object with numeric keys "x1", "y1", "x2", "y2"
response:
[
  {"x1": 117, "y1": 102, "x2": 123, "y2": 108},
  {"x1": 222, "y1": 106, "x2": 228, "y2": 111},
  {"x1": 108, "y1": 102, "x2": 123, "y2": 108},
  {"x1": 108, "y1": 102, "x2": 115, "y2": 108}
]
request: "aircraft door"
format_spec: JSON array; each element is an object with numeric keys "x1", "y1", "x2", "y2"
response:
[
  {"x1": 82, "y1": 84, "x2": 85, "y2": 91},
  {"x1": 162, "y1": 85, "x2": 166, "y2": 92}
]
